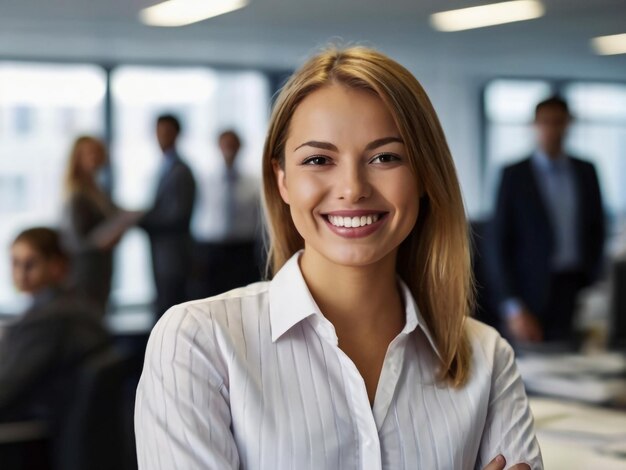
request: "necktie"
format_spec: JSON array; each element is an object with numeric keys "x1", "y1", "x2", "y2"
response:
[{"x1": 223, "y1": 170, "x2": 237, "y2": 239}]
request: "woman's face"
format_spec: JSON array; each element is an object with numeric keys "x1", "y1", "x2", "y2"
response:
[
  {"x1": 11, "y1": 242, "x2": 61, "y2": 294},
  {"x1": 276, "y1": 83, "x2": 420, "y2": 268},
  {"x1": 78, "y1": 141, "x2": 103, "y2": 176}
]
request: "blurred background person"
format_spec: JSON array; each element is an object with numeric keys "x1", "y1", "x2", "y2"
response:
[
  {"x1": 190, "y1": 130, "x2": 262, "y2": 298},
  {"x1": 139, "y1": 114, "x2": 196, "y2": 319},
  {"x1": 0, "y1": 227, "x2": 111, "y2": 422},
  {"x1": 490, "y1": 96, "x2": 605, "y2": 346},
  {"x1": 60, "y1": 136, "x2": 139, "y2": 315}
]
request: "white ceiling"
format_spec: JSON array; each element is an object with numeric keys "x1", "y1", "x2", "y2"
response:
[{"x1": 0, "y1": 0, "x2": 624, "y2": 77}]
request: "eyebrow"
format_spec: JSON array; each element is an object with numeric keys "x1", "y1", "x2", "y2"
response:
[{"x1": 294, "y1": 136, "x2": 404, "y2": 152}]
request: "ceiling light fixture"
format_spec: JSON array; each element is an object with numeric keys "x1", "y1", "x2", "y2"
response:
[
  {"x1": 430, "y1": 0, "x2": 545, "y2": 32},
  {"x1": 591, "y1": 33, "x2": 626, "y2": 55},
  {"x1": 140, "y1": 0, "x2": 249, "y2": 27}
]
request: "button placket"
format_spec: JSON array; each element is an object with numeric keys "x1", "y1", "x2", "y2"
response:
[
  {"x1": 336, "y1": 349, "x2": 382, "y2": 470},
  {"x1": 372, "y1": 334, "x2": 407, "y2": 430}
]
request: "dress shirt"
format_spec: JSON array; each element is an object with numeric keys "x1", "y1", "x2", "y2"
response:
[
  {"x1": 135, "y1": 252, "x2": 542, "y2": 470},
  {"x1": 191, "y1": 167, "x2": 260, "y2": 243},
  {"x1": 158, "y1": 149, "x2": 178, "y2": 182},
  {"x1": 531, "y1": 151, "x2": 580, "y2": 271}
]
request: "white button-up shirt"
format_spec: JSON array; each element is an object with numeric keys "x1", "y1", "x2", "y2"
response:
[{"x1": 135, "y1": 253, "x2": 543, "y2": 469}]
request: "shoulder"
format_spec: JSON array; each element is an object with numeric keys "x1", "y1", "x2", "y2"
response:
[
  {"x1": 569, "y1": 156, "x2": 597, "y2": 173},
  {"x1": 497, "y1": 159, "x2": 532, "y2": 192},
  {"x1": 65, "y1": 190, "x2": 91, "y2": 209},
  {"x1": 173, "y1": 158, "x2": 195, "y2": 177},
  {"x1": 10, "y1": 294, "x2": 103, "y2": 339},
  {"x1": 464, "y1": 317, "x2": 515, "y2": 375},
  {"x1": 503, "y1": 157, "x2": 532, "y2": 175},
  {"x1": 149, "y1": 282, "x2": 271, "y2": 351}
]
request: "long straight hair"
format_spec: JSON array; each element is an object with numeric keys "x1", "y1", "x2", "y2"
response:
[
  {"x1": 262, "y1": 46, "x2": 473, "y2": 387},
  {"x1": 63, "y1": 136, "x2": 110, "y2": 212}
]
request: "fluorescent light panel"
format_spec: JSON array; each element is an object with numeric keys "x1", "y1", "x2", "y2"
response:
[
  {"x1": 140, "y1": 0, "x2": 248, "y2": 27},
  {"x1": 430, "y1": 0, "x2": 545, "y2": 32},
  {"x1": 592, "y1": 33, "x2": 626, "y2": 55}
]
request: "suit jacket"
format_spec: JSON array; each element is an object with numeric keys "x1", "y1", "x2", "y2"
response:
[
  {"x1": 490, "y1": 156, "x2": 605, "y2": 315},
  {"x1": 140, "y1": 154, "x2": 196, "y2": 283},
  {"x1": 0, "y1": 288, "x2": 111, "y2": 420}
]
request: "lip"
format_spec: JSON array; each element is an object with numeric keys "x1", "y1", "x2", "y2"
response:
[
  {"x1": 322, "y1": 211, "x2": 389, "y2": 239},
  {"x1": 323, "y1": 210, "x2": 386, "y2": 217}
]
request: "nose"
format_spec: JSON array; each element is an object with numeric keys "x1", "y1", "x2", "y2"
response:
[{"x1": 337, "y1": 161, "x2": 371, "y2": 202}]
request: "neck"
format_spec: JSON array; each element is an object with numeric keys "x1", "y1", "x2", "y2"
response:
[
  {"x1": 299, "y1": 249, "x2": 404, "y2": 336},
  {"x1": 541, "y1": 146, "x2": 563, "y2": 159}
]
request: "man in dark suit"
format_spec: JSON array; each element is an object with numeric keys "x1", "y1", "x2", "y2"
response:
[
  {"x1": 491, "y1": 96, "x2": 605, "y2": 344},
  {"x1": 140, "y1": 114, "x2": 196, "y2": 319}
]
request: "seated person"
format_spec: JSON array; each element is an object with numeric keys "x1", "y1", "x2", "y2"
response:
[{"x1": 0, "y1": 227, "x2": 111, "y2": 422}]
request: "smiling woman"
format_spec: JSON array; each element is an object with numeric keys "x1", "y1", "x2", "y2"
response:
[{"x1": 135, "y1": 46, "x2": 542, "y2": 470}]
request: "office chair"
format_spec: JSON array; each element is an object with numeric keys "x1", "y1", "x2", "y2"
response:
[
  {"x1": 52, "y1": 347, "x2": 133, "y2": 470},
  {"x1": 470, "y1": 219, "x2": 501, "y2": 330}
]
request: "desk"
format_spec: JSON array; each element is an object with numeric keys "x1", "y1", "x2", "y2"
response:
[{"x1": 531, "y1": 397, "x2": 626, "y2": 469}]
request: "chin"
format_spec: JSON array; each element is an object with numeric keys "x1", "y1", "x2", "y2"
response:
[{"x1": 320, "y1": 244, "x2": 394, "y2": 269}]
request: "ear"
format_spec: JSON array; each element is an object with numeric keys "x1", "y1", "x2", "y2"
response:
[{"x1": 272, "y1": 159, "x2": 290, "y2": 205}]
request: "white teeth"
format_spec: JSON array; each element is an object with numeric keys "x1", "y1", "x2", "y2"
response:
[{"x1": 327, "y1": 214, "x2": 382, "y2": 228}]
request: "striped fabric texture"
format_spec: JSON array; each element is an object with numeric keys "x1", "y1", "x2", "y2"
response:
[{"x1": 135, "y1": 252, "x2": 543, "y2": 469}]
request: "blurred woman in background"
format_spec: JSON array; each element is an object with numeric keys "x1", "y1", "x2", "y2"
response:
[
  {"x1": 61, "y1": 136, "x2": 137, "y2": 314},
  {"x1": 0, "y1": 227, "x2": 110, "y2": 421}
]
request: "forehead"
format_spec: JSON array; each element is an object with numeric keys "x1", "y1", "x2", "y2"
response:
[
  {"x1": 157, "y1": 120, "x2": 177, "y2": 131},
  {"x1": 220, "y1": 133, "x2": 239, "y2": 144},
  {"x1": 536, "y1": 105, "x2": 569, "y2": 120},
  {"x1": 287, "y1": 84, "x2": 399, "y2": 146},
  {"x1": 11, "y1": 241, "x2": 42, "y2": 259},
  {"x1": 79, "y1": 140, "x2": 101, "y2": 154}
]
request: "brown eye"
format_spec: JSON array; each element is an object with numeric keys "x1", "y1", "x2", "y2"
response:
[
  {"x1": 370, "y1": 153, "x2": 400, "y2": 164},
  {"x1": 303, "y1": 156, "x2": 331, "y2": 165}
]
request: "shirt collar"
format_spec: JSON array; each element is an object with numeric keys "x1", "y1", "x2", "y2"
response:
[
  {"x1": 30, "y1": 286, "x2": 61, "y2": 309},
  {"x1": 269, "y1": 251, "x2": 319, "y2": 342},
  {"x1": 268, "y1": 251, "x2": 442, "y2": 359},
  {"x1": 397, "y1": 277, "x2": 442, "y2": 360},
  {"x1": 533, "y1": 150, "x2": 569, "y2": 171},
  {"x1": 163, "y1": 148, "x2": 178, "y2": 160}
]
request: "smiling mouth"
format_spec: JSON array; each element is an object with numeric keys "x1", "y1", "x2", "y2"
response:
[{"x1": 324, "y1": 213, "x2": 387, "y2": 228}]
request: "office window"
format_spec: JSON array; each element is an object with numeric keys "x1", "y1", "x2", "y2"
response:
[
  {"x1": 0, "y1": 62, "x2": 106, "y2": 311},
  {"x1": 483, "y1": 79, "x2": 553, "y2": 212},
  {"x1": 484, "y1": 79, "x2": 626, "y2": 224},
  {"x1": 564, "y1": 83, "x2": 626, "y2": 221},
  {"x1": 110, "y1": 66, "x2": 269, "y2": 307}
]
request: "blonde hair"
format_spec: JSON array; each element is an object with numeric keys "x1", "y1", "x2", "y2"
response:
[
  {"x1": 262, "y1": 46, "x2": 473, "y2": 387},
  {"x1": 63, "y1": 136, "x2": 109, "y2": 207}
]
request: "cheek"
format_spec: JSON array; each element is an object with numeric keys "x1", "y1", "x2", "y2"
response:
[
  {"x1": 385, "y1": 172, "x2": 420, "y2": 212},
  {"x1": 285, "y1": 172, "x2": 328, "y2": 213}
]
